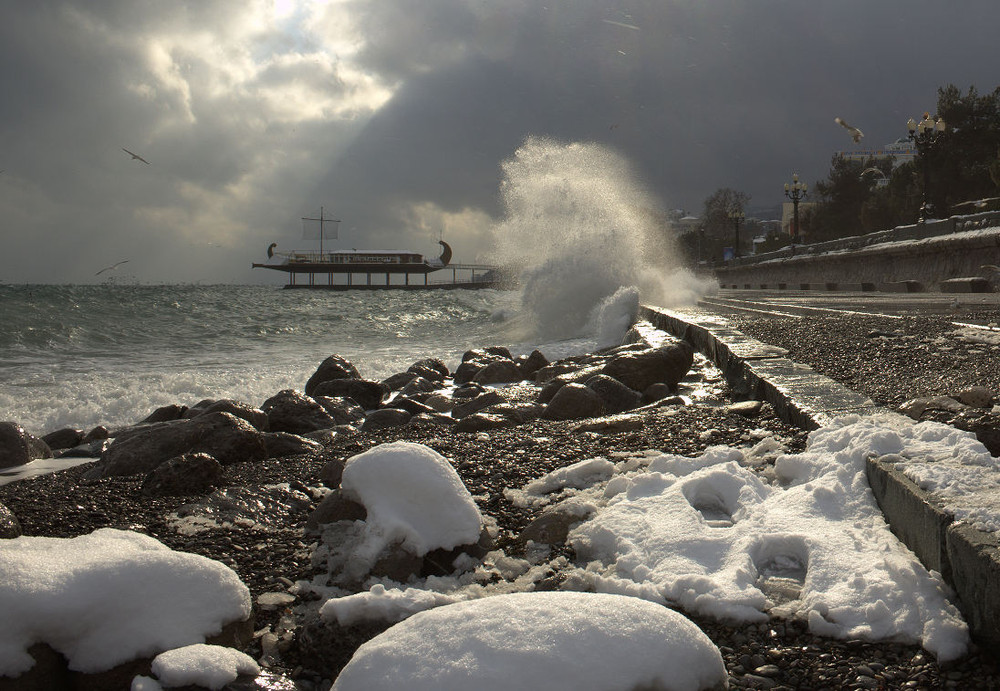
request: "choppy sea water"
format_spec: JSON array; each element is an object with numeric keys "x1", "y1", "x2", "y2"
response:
[{"x1": 0, "y1": 284, "x2": 612, "y2": 437}]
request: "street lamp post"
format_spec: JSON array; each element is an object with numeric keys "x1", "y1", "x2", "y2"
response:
[
  {"x1": 907, "y1": 112, "x2": 947, "y2": 223},
  {"x1": 729, "y1": 210, "x2": 744, "y2": 259},
  {"x1": 784, "y1": 174, "x2": 808, "y2": 244}
]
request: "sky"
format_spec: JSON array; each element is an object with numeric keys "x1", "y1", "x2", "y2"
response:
[{"x1": 2, "y1": 0, "x2": 1000, "y2": 284}]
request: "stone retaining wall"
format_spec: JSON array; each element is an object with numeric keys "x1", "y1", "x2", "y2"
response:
[{"x1": 713, "y1": 220, "x2": 1000, "y2": 293}]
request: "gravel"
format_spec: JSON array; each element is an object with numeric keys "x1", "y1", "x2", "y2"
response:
[{"x1": 4, "y1": 322, "x2": 1000, "y2": 688}]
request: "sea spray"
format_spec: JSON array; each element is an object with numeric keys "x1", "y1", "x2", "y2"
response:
[{"x1": 491, "y1": 137, "x2": 710, "y2": 341}]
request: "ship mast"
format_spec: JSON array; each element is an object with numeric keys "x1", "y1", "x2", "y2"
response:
[{"x1": 301, "y1": 206, "x2": 341, "y2": 256}]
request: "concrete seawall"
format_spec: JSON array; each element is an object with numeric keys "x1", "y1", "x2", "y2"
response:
[
  {"x1": 640, "y1": 304, "x2": 1000, "y2": 651},
  {"x1": 713, "y1": 215, "x2": 1000, "y2": 293}
]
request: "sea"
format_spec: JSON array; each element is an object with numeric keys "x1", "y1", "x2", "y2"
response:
[{"x1": 0, "y1": 284, "x2": 621, "y2": 439}]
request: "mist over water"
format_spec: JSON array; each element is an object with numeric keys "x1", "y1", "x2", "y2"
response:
[{"x1": 491, "y1": 137, "x2": 711, "y2": 342}]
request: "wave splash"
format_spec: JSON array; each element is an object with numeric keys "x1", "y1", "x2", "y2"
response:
[{"x1": 491, "y1": 137, "x2": 710, "y2": 344}]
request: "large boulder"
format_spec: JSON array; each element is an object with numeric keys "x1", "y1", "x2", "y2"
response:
[
  {"x1": 542, "y1": 383, "x2": 605, "y2": 421},
  {"x1": 515, "y1": 349, "x2": 549, "y2": 379},
  {"x1": 40, "y1": 428, "x2": 84, "y2": 451},
  {"x1": 0, "y1": 422, "x2": 52, "y2": 469},
  {"x1": 312, "y1": 379, "x2": 388, "y2": 410},
  {"x1": 305, "y1": 355, "x2": 361, "y2": 397},
  {"x1": 190, "y1": 399, "x2": 269, "y2": 431},
  {"x1": 454, "y1": 413, "x2": 516, "y2": 433},
  {"x1": 95, "y1": 412, "x2": 267, "y2": 478},
  {"x1": 407, "y1": 358, "x2": 450, "y2": 382},
  {"x1": 585, "y1": 374, "x2": 643, "y2": 414},
  {"x1": 472, "y1": 359, "x2": 523, "y2": 385},
  {"x1": 315, "y1": 396, "x2": 367, "y2": 426},
  {"x1": 380, "y1": 371, "x2": 418, "y2": 392},
  {"x1": 599, "y1": 342, "x2": 694, "y2": 392},
  {"x1": 140, "y1": 453, "x2": 225, "y2": 497},
  {"x1": 261, "y1": 390, "x2": 337, "y2": 434},
  {"x1": 453, "y1": 352, "x2": 508, "y2": 385},
  {"x1": 140, "y1": 404, "x2": 187, "y2": 424},
  {"x1": 398, "y1": 376, "x2": 442, "y2": 397},
  {"x1": 360, "y1": 408, "x2": 412, "y2": 432},
  {"x1": 451, "y1": 391, "x2": 504, "y2": 419},
  {"x1": 262, "y1": 432, "x2": 324, "y2": 459}
]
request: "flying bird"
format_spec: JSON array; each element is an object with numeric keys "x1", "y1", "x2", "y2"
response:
[
  {"x1": 834, "y1": 117, "x2": 864, "y2": 143},
  {"x1": 122, "y1": 148, "x2": 150, "y2": 164},
  {"x1": 95, "y1": 260, "x2": 129, "y2": 276}
]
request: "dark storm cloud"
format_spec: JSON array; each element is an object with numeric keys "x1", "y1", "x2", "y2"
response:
[{"x1": 317, "y1": 0, "x2": 1000, "y2": 228}]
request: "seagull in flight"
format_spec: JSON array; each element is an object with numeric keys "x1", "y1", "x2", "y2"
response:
[
  {"x1": 834, "y1": 117, "x2": 864, "y2": 143},
  {"x1": 122, "y1": 147, "x2": 150, "y2": 164},
  {"x1": 96, "y1": 260, "x2": 129, "y2": 276}
]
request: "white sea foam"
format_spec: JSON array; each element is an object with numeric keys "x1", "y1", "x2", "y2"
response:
[{"x1": 490, "y1": 137, "x2": 709, "y2": 344}]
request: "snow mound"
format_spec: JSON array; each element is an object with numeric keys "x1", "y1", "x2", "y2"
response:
[
  {"x1": 568, "y1": 415, "x2": 971, "y2": 661},
  {"x1": 340, "y1": 441, "x2": 483, "y2": 556},
  {"x1": 0, "y1": 528, "x2": 251, "y2": 677},
  {"x1": 332, "y1": 591, "x2": 727, "y2": 691},
  {"x1": 131, "y1": 644, "x2": 260, "y2": 690}
]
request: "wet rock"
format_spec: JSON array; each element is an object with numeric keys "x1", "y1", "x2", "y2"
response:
[
  {"x1": 389, "y1": 396, "x2": 437, "y2": 417},
  {"x1": 956, "y1": 386, "x2": 994, "y2": 408},
  {"x1": 262, "y1": 431, "x2": 324, "y2": 459},
  {"x1": 515, "y1": 349, "x2": 549, "y2": 379},
  {"x1": 571, "y1": 413, "x2": 644, "y2": 433},
  {"x1": 585, "y1": 374, "x2": 643, "y2": 414},
  {"x1": 261, "y1": 389, "x2": 337, "y2": 434},
  {"x1": 95, "y1": 412, "x2": 267, "y2": 478},
  {"x1": 422, "y1": 393, "x2": 455, "y2": 413},
  {"x1": 312, "y1": 378, "x2": 388, "y2": 410},
  {"x1": 0, "y1": 421, "x2": 52, "y2": 469},
  {"x1": 454, "y1": 413, "x2": 516, "y2": 433},
  {"x1": 517, "y1": 510, "x2": 582, "y2": 547},
  {"x1": 40, "y1": 427, "x2": 85, "y2": 451},
  {"x1": 319, "y1": 458, "x2": 345, "y2": 488},
  {"x1": 189, "y1": 399, "x2": 270, "y2": 431},
  {"x1": 537, "y1": 378, "x2": 567, "y2": 404},
  {"x1": 141, "y1": 452, "x2": 224, "y2": 497},
  {"x1": 600, "y1": 341, "x2": 694, "y2": 392},
  {"x1": 56, "y1": 439, "x2": 110, "y2": 459},
  {"x1": 422, "y1": 526, "x2": 494, "y2": 577},
  {"x1": 360, "y1": 408, "x2": 412, "y2": 432},
  {"x1": 304, "y1": 354, "x2": 361, "y2": 397},
  {"x1": 408, "y1": 412, "x2": 457, "y2": 428},
  {"x1": 451, "y1": 391, "x2": 504, "y2": 419},
  {"x1": 83, "y1": 425, "x2": 110, "y2": 443},
  {"x1": 542, "y1": 383, "x2": 605, "y2": 421},
  {"x1": 643, "y1": 382, "x2": 675, "y2": 403},
  {"x1": 726, "y1": 400, "x2": 764, "y2": 417},
  {"x1": 315, "y1": 396, "x2": 367, "y2": 426},
  {"x1": 298, "y1": 609, "x2": 393, "y2": 682},
  {"x1": 399, "y1": 376, "x2": 442, "y2": 397},
  {"x1": 472, "y1": 359, "x2": 523, "y2": 385},
  {"x1": 454, "y1": 352, "x2": 508, "y2": 385},
  {"x1": 305, "y1": 490, "x2": 367, "y2": 533},
  {"x1": 898, "y1": 395, "x2": 969, "y2": 420},
  {"x1": 140, "y1": 404, "x2": 187, "y2": 424},
  {"x1": 0, "y1": 501, "x2": 21, "y2": 538},
  {"x1": 380, "y1": 371, "x2": 418, "y2": 392},
  {"x1": 452, "y1": 382, "x2": 486, "y2": 399},
  {"x1": 407, "y1": 358, "x2": 449, "y2": 382}
]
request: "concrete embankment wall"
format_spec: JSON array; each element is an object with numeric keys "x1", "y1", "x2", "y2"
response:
[
  {"x1": 639, "y1": 304, "x2": 1000, "y2": 651},
  {"x1": 714, "y1": 213, "x2": 1000, "y2": 293}
]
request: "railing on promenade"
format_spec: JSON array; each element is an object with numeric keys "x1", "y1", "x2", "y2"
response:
[{"x1": 726, "y1": 209, "x2": 1000, "y2": 268}]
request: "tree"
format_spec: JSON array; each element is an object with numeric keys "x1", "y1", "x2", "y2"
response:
[
  {"x1": 805, "y1": 155, "x2": 875, "y2": 242},
  {"x1": 933, "y1": 84, "x2": 1000, "y2": 210},
  {"x1": 700, "y1": 188, "x2": 750, "y2": 260}
]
